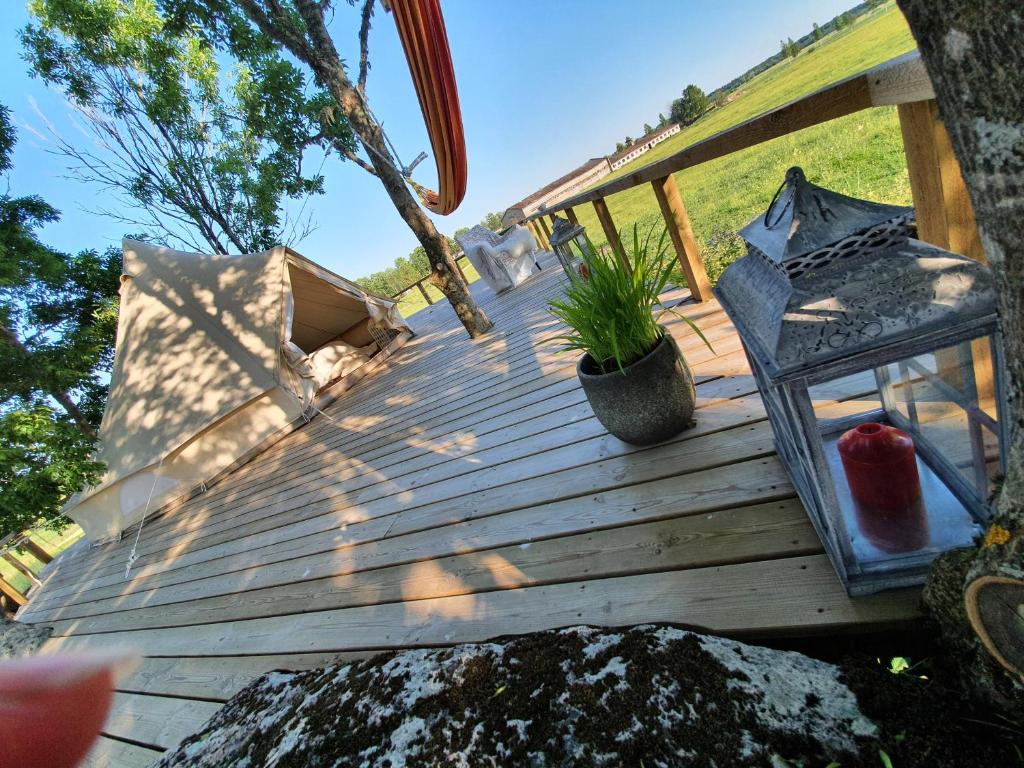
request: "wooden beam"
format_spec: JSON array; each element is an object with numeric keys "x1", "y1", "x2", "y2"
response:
[
  {"x1": 651, "y1": 174, "x2": 712, "y2": 302},
  {"x1": 0, "y1": 573, "x2": 27, "y2": 607},
  {"x1": 592, "y1": 198, "x2": 631, "y2": 274},
  {"x1": 565, "y1": 207, "x2": 579, "y2": 226},
  {"x1": 16, "y1": 537, "x2": 53, "y2": 565},
  {"x1": 416, "y1": 281, "x2": 434, "y2": 305},
  {"x1": 2, "y1": 552, "x2": 41, "y2": 587}
]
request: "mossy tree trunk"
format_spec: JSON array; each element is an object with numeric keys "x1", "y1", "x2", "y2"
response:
[{"x1": 898, "y1": 0, "x2": 1024, "y2": 708}]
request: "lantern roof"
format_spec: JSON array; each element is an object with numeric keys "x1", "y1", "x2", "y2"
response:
[
  {"x1": 739, "y1": 167, "x2": 910, "y2": 268},
  {"x1": 715, "y1": 238, "x2": 997, "y2": 382}
]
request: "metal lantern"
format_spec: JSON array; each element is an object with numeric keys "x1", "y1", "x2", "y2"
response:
[
  {"x1": 548, "y1": 215, "x2": 590, "y2": 279},
  {"x1": 715, "y1": 166, "x2": 1008, "y2": 595}
]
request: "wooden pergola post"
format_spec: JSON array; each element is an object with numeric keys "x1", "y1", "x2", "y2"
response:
[
  {"x1": 537, "y1": 216, "x2": 553, "y2": 248},
  {"x1": 651, "y1": 174, "x2": 712, "y2": 302},
  {"x1": 898, "y1": 99, "x2": 984, "y2": 261},
  {"x1": 2, "y1": 552, "x2": 41, "y2": 587},
  {"x1": 898, "y1": 98, "x2": 992, "y2": 400},
  {"x1": 0, "y1": 573, "x2": 27, "y2": 607},
  {"x1": 565, "y1": 207, "x2": 579, "y2": 226},
  {"x1": 416, "y1": 281, "x2": 435, "y2": 305},
  {"x1": 16, "y1": 538, "x2": 52, "y2": 565},
  {"x1": 591, "y1": 198, "x2": 631, "y2": 275},
  {"x1": 527, "y1": 220, "x2": 548, "y2": 250}
]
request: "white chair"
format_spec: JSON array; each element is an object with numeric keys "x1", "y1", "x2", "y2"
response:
[{"x1": 456, "y1": 225, "x2": 542, "y2": 294}]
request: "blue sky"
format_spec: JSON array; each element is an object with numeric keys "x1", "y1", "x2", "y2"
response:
[{"x1": 1, "y1": 0, "x2": 858, "y2": 279}]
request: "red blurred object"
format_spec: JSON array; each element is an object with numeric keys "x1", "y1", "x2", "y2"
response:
[
  {"x1": 388, "y1": 0, "x2": 467, "y2": 215},
  {"x1": 838, "y1": 422, "x2": 928, "y2": 553},
  {"x1": 838, "y1": 422, "x2": 922, "y2": 510},
  {"x1": 0, "y1": 651, "x2": 137, "y2": 768}
]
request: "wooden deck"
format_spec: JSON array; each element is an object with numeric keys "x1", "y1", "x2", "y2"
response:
[{"x1": 19, "y1": 266, "x2": 921, "y2": 766}]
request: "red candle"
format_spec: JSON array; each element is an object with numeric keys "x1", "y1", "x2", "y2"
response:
[
  {"x1": 838, "y1": 422, "x2": 927, "y2": 553},
  {"x1": 838, "y1": 422, "x2": 921, "y2": 509}
]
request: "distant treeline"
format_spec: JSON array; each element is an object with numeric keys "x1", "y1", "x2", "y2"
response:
[{"x1": 358, "y1": 211, "x2": 504, "y2": 297}]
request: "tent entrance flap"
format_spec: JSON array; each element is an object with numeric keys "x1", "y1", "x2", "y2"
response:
[
  {"x1": 62, "y1": 240, "x2": 410, "y2": 542},
  {"x1": 286, "y1": 261, "x2": 375, "y2": 353}
]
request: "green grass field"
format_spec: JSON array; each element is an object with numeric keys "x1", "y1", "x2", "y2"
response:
[{"x1": 573, "y1": 2, "x2": 917, "y2": 285}]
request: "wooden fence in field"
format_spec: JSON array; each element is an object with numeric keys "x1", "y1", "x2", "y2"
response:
[
  {"x1": 521, "y1": 51, "x2": 985, "y2": 298},
  {"x1": 390, "y1": 252, "x2": 472, "y2": 307}
]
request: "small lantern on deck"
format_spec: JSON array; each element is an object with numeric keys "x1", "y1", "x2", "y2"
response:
[
  {"x1": 715, "y1": 167, "x2": 1008, "y2": 595},
  {"x1": 548, "y1": 215, "x2": 590, "y2": 279}
]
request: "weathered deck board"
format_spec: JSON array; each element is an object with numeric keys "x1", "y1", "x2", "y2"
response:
[
  {"x1": 80, "y1": 736, "x2": 163, "y2": 768},
  {"x1": 21, "y1": 268, "x2": 922, "y2": 764}
]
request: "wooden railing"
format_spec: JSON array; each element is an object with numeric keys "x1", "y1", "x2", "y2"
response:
[
  {"x1": 522, "y1": 51, "x2": 984, "y2": 301},
  {"x1": 0, "y1": 531, "x2": 54, "y2": 609},
  {"x1": 390, "y1": 252, "x2": 471, "y2": 306}
]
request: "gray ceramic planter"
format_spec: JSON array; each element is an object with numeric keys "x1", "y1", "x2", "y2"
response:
[{"x1": 577, "y1": 330, "x2": 696, "y2": 445}]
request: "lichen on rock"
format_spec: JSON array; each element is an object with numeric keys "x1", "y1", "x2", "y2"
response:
[
  {"x1": 0, "y1": 617, "x2": 52, "y2": 659},
  {"x1": 154, "y1": 625, "x2": 880, "y2": 767}
]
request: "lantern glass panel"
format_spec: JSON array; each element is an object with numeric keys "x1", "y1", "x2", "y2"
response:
[
  {"x1": 878, "y1": 337, "x2": 1001, "y2": 504},
  {"x1": 804, "y1": 342, "x2": 997, "y2": 574}
]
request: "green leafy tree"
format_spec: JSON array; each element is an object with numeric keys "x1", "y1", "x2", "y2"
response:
[
  {"x1": 642, "y1": 122, "x2": 653, "y2": 135},
  {"x1": 669, "y1": 84, "x2": 709, "y2": 126},
  {"x1": 812, "y1": 22, "x2": 822, "y2": 41},
  {"x1": 480, "y1": 211, "x2": 504, "y2": 232},
  {"x1": 615, "y1": 142, "x2": 625, "y2": 152},
  {"x1": 0, "y1": 104, "x2": 121, "y2": 537},
  {"x1": 21, "y1": 0, "x2": 362, "y2": 255},
  {"x1": 657, "y1": 113, "x2": 668, "y2": 128},
  {"x1": 624, "y1": 136, "x2": 634, "y2": 146},
  {"x1": 159, "y1": 0, "x2": 492, "y2": 337},
  {"x1": 782, "y1": 37, "x2": 800, "y2": 59}
]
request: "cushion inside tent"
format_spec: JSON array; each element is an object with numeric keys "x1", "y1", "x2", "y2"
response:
[{"x1": 63, "y1": 240, "x2": 411, "y2": 542}]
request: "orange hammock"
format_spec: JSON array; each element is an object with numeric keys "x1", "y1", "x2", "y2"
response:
[{"x1": 388, "y1": 0, "x2": 467, "y2": 215}]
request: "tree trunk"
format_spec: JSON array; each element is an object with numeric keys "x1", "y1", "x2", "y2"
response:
[
  {"x1": 249, "y1": 0, "x2": 492, "y2": 338},
  {"x1": 898, "y1": 0, "x2": 1024, "y2": 706}
]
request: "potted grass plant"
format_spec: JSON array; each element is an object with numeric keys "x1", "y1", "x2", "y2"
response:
[{"x1": 549, "y1": 225, "x2": 712, "y2": 445}]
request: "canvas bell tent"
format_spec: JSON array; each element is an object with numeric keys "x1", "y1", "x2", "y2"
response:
[{"x1": 64, "y1": 239, "x2": 411, "y2": 542}]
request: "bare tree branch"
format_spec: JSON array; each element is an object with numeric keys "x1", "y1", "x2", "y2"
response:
[{"x1": 357, "y1": 0, "x2": 375, "y2": 95}]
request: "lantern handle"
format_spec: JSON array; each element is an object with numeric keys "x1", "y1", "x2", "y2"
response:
[
  {"x1": 763, "y1": 176, "x2": 793, "y2": 230},
  {"x1": 764, "y1": 166, "x2": 807, "y2": 229}
]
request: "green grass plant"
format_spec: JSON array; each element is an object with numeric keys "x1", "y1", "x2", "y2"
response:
[
  {"x1": 571, "y1": 3, "x2": 916, "y2": 288},
  {"x1": 549, "y1": 224, "x2": 711, "y2": 374}
]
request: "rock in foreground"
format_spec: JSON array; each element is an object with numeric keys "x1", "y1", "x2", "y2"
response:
[
  {"x1": 156, "y1": 625, "x2": 878, "y2": 767},
  {"x1": 0, "y1": 617, "x2": 52, "y2": 659}
]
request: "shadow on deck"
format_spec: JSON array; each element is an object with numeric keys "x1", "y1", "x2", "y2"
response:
[{"x1": 18, "y1": 265, "x2": 921, "y2": 765}]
